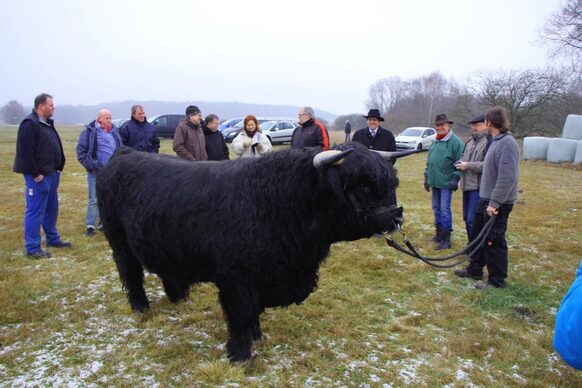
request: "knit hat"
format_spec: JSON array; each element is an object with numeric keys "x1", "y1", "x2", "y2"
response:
[{"x1": 185, "y1": 105, "x2": 201, "y2": 116}]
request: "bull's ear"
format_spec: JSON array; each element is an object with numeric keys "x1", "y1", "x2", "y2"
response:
[
  {"x1": 313, "y1": 149, "x2": 354, "y2": 168},
  {"x1": 372, "y1": 149, "x2": 419, "y2": 163}
]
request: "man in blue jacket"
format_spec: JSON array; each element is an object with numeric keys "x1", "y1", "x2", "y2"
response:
[
  {"x1": 13, "y1": 93, "x2": 72, "y2": 258},
  {"x1": 77, "y1": 109, "x2": 123, "y2": 236},
  {"x1": 118, "y1": 105, "x2": 159, "y2": 153}
]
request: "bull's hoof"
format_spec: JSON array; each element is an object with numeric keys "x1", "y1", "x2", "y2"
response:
[
  {"x1": 130, "y1": 302, "x2": 150, "y2": 314},
  {"x1": 228, "y1": 352, "x2": 256, "y2": 363}
]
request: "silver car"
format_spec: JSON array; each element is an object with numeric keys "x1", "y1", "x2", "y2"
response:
[
  {"x1": 260, "y1": 119, "x2": 299, "y2": 144},
  {"x1": 395, "y1": 127, "x2": 436, "y2": 151}
]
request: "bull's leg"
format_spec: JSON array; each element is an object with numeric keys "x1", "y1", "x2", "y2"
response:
[
  {"x1": 251, "y1": 307, "x2": 265, "y2": 341},
  {"x1": 109, "y1": 238, "x2": 149, "y2": 313},
  {"x1": 218, "y1": 285, "x2": 261, "y2": 362},
  {"x1": 161, "y1": 276, "x2": 190, "y2": 303}
]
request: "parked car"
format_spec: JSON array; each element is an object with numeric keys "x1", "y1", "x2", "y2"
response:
[
  {"x1": 219, "y1": 118, "x2": 243, "y2": 132},
  {"x1": 149, "y1": 113, "x2": 186, "y2": 138},
  {"x1": 112, "y1": 118, "x2": 129, "y2": 128},
  {"x1": 260, "y1": 119, "x2": 299, "y2": 144},
  {"x1": 395, "y1": 127, "x2": 436, "y2": 151}
]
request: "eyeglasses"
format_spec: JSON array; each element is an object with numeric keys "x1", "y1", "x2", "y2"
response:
[{"x1": 298, "y1": 113, "x2": 308, "y2": 117}]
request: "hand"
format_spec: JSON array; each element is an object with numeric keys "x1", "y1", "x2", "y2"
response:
[
  {"x1": 424, "y1": 177, "x2": 430, "y2": 192},
  {"x1": 486, "y1": 206, "x2": 498, "y2": 217},
  {"x1": 449, "y1": 176, "x2": 460, "y2": 191},
  {"x1": 243, "y1": 140, "x2": 251, "y2": 147},
  {"x1": 255, "y1": 143, "x2": 264, "y2": 151},
  {"x1": 34, "y1": 174, "x2": 44, "y2": 183},
  {"x1": 455, "y1": 161, "x2": 467, "y2": 171}
]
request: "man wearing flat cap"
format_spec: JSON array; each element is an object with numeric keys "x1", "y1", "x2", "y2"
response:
[
  {"x1": 351, "y1": 109, "x2": 396, "y2": 151},
  {"x1": 424, "y1": 113, "x2": 464, "y2": 250},
  {"x1": 455, "y1": 114, "x2": 491, "y2": 241},
  {"x1": 173, "y1": 105, "x2": 208, "y2": 161}
]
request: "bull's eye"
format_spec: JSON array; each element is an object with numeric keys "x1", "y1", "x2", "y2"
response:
[{"x1": 359, "y1": 183, "x2": 371, "y2": 194}]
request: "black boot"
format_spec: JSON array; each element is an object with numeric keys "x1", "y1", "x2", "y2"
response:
[
  {"x1": 429, "y1": 227, "x2": 442, "y2": 243},
  {"x1": 436, "y1": 231, "x2": 451, "y2": 250}
]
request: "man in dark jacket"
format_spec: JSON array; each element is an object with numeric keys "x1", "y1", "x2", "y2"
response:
[
  {"x1": 13, "y1": 93, "x2": 72, "y2": 258},
  {"x1": 76, "y1": 109, "x2": 123, "y2": 236},
  {"x1": 291, "y1": 106, "x2": 329, "y2": 150},
  {"x1": 203, "y1": 114, "x2": 229, "y2": 160},
  {"x1": 118, "y1": 105, "x2": 159, "y2": 153},
  {"x1": 351, "y1": 109, "x2": 396, "y2": 151}
]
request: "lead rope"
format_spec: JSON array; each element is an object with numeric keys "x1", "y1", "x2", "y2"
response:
[{"x1": 382, "y1": 215, "x2": 497, "y2": 268}]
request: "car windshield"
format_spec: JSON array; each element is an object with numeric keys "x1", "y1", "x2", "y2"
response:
[
  {"x1": 260, "y1": 121, "x2": 276, "y2": 130},
  {"x1": 400, "y1": 128, "x2": 423, "y2": 137}
]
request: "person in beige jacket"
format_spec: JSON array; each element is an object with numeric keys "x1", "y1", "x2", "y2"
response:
[
  {"x1": 232, "y1": 115, "x2": 272, "y2": 158},
  {"x1": 173, "y1": 105, "x2": 208, "y2": 161},
  {"x1": 455, "y1": 114, "x2": 491, "y2": 241}
]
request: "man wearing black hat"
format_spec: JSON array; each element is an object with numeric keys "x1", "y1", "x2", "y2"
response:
[
  {"x1": 351, "y1": 109, "x2": 396, "y2": 152},
  {"x1": 455, "y1": 114, "x2": 491, "y2": 241},
  {"x1": 173, "y1": 105, "x2": 208, "y2": 161}
]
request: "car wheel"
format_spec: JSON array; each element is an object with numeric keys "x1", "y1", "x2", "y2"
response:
[{"x1": 417, "y1": 143, "x2": 423, "y2": 151}]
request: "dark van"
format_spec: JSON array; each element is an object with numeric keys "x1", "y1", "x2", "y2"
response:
[{"x1": 150, "y1": 114, "x2": 185, "y2": 138}]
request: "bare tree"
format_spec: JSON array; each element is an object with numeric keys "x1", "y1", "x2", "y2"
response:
[
  {"x1": 540, "y1": 0, "x2": 582, "y2": 64},
  {"x1": 365, "y1": 76, "x2": 410, "y2": 118},
  {"x1": 1, "y1": 100, "x2": 26, "y2": 125},
  {"x1": 473, "y1": 69, "x2": 567, "y2": 137}
]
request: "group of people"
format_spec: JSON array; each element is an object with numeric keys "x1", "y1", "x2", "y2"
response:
[{"x1": 422, "y1": 109, "x2": 519, "y2": 291}]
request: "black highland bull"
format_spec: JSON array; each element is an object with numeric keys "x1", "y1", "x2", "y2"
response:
[{"x1": 96, "y1": 143, "x2": 415, "y2": 361}]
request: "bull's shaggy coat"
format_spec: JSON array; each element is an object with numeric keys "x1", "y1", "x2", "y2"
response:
[{"x1": 96, "y1": 143, "x2": 402, "y2": 361}]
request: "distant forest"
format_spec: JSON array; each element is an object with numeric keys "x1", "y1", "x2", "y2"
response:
[{"x1": 2, "y1": 100, "x2": 337, "y2": 126}]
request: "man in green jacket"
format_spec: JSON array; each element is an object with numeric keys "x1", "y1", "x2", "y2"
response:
[{"x1": 424, "y1": 114, "x2": 464, "y2": 250}]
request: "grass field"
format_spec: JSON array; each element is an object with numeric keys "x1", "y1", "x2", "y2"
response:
[{"x1": 1, "y1": 125, "x2": 581, "y2": 386}]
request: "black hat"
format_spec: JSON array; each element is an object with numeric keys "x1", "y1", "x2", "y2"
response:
[
  {"x1": 468, "y1": 114, "x2": 485, "y2": 124},
  {"x1": 435, "y1": 113, "x2": 454, "y2": 125},
  {"x1": 185, "y1": 105, "x2": 201, "y2": 116},
  {"x1": 363, "y1": 109, "x2": 384, "y2": 121}
]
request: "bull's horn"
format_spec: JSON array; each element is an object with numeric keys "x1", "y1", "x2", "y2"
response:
[
  {"x1": 372, "y1": 149, "x2": 420, "y2": 161},
  {"x1": 313, "y1": 149, "x2": 354, "y2": 168}
]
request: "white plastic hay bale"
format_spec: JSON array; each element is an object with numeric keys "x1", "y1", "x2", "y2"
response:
[
  {"x1": 574, "y1": 140, "x2": 582, "y2": 164},
  {"x1": 562, "y1": 114, "x2": 582, "y2": 140},
  {"x1": 523, "y1": 137, "x2": 551, "y2": 160},
  {"x1": 546, "y1": 138, "x2": 578, "y2": 163}
]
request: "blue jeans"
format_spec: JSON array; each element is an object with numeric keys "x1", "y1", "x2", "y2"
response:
[
  {"x1": 86, "y1": 172, "x2": 100, "y2": 228},
  {"x1": 463, "y1": 190, "x2": 481, "y2": 239},
  {"x1": 23, "y1": 173, "x2": 62, "y2": 254},
  {"x1": 431, "y1": 188, "x2": 453, "y2": 232}
]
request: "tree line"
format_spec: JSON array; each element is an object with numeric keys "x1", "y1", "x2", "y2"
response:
[{"x1": 331, "y1": 68, "x2": 582, "y2": 138}]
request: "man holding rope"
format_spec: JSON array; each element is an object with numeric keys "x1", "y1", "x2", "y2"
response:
[{"x1": 454, "y1": 106, "x2": 519, "y2": 289}]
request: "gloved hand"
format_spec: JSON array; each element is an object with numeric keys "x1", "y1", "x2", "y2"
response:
[
  {"x1": 424, "y1": 177, "x2": 430, "y2": 192},
  {"x1": 243, "y1": 140, "x2": 251, "y2": 147},
  {"x1": 449, "y1": 175, "x2": 460, "y2": 191}
]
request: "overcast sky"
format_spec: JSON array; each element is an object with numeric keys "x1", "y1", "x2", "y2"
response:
[{"x1": 0, "y1": 0, "x2": 562, "y2": 115}]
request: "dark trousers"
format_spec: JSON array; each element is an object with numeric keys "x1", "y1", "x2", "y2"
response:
[
  {"x1": 466, "y1": 200, "x2": 513, "y2": 287},
  {"x1": 463, "y1": 190, "x2": 481, "y2": 241}
]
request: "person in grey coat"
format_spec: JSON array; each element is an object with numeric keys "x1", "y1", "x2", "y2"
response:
[
  {"x1": 455, "y1": 114, "x2": 491, "y2": 240},
  {"x1": 454, "y1": 107, "x2": 519, "y2": 289}
]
